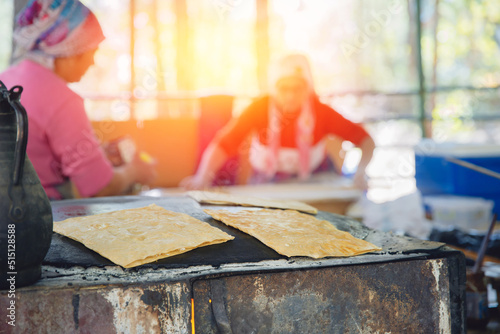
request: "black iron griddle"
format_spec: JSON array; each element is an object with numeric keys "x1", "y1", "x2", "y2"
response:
[{"x1": 44, "y1": 195, "x2": 375, "y2": 269}]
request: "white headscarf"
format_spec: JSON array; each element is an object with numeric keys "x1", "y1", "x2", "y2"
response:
[{"x1": 263, "y1": 54, "x2": 316, "y2": 180}]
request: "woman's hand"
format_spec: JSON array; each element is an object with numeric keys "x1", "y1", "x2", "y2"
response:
[
  {"x1": 94, "y1": 153, "x2": 157, "y2": 197},
  {"x1": 180, "y1": 143, "x2": 228, "y2": 190},
  {"x1": 352, "y1": 136, "x2": 374, "y2": 191},
  {"x1": 102, "y1": 141, "x2": 124, "y2": 167}
]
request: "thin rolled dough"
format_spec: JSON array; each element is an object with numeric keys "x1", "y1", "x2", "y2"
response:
[
  {"x1": 53, "y1": 204, "x2": 234, "y2": 268},
  {"x1": 188, "y1": 190, "x2": 317, "y2": 214},
  {"x1": 204, "y1": 208, "x2": 381, "y2": 258}
]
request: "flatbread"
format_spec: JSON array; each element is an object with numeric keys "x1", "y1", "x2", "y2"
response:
[
  {"x1": 204, "y1": 209, "x2": 381, "y2": 258},
  {"x1": 188, "y1": 190, "x2": 317, "y2": 214},
  {"x1": 53, "y1": 204, "x2": 234, "y2": 268}
]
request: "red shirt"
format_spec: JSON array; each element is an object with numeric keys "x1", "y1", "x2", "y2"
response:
[{"x1": 216, "y1": 95, "x2": 370, "y2": 156}]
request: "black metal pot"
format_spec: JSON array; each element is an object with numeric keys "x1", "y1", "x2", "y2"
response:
[{"x1": 0, "y1": 81, "x2": 53, "y2": 289}]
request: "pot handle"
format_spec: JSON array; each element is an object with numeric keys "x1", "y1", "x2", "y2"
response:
[
  {"x1": 6, "y1": 85, "x2": 28, "y2": 185},
  {"x1": 2, "y1": 84, "x2": 28, "y2": 222}
]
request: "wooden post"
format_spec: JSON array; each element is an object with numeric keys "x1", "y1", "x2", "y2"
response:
[{"x1": 415, "y1": 0, "x2": 429, "y2": 138}]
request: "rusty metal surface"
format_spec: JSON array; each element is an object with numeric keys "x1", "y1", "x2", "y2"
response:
[
  {"x1": 0, "y1": 250, "x2": 465, "y2": 333},
  {"x1": 193, "y1": 255, "x2": 465, "y2": 334},
  {"x1": 0, "y1": 280, "x2": 192, "y2": 334}
]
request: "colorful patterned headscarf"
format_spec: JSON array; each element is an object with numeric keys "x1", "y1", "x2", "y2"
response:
[{"x1": 12, "y1": 0, "x2": 105, "y2": 69}]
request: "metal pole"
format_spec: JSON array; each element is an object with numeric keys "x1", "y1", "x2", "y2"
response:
[
  {"x1": 446, "y1": 157, "x2": 500, "y2": 181},
  {"x1": 415, "y1": 0, "x2": 427, "y2": 137}
]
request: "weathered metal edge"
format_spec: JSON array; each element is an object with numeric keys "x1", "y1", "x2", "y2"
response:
[{"x1": 4, "y1": 251, "x2": 440, "y2": 293}]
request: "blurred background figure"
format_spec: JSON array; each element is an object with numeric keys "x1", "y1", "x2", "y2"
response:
[
  {"x1": 0, "y1": 0, "x2": 156, "y2": 200},
  {"x1": 182, "y1": 54, "x2": 375, "y2": 190}
]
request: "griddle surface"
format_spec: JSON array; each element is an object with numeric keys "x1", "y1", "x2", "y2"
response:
[{"x1": 45, "y1": 195, "x2": 373, "y2": 269}]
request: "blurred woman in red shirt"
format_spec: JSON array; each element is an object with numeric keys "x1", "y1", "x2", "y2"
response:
[{"x1": 182, "y1": 54, "x2": 374, "y2": 189}]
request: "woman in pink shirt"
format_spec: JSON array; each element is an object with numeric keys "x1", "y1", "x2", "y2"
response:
[{"x1": 0, "y1": 0, "x2": 156, "y2": 200}]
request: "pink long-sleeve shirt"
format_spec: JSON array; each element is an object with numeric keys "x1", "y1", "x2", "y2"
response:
[{"x1": 0, "y1": 60, "x2": 113, "y2": 199}]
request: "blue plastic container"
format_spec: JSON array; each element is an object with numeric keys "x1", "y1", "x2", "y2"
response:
[{"x1": 414, "y1": 141, "x2": 500, "y2": 214}]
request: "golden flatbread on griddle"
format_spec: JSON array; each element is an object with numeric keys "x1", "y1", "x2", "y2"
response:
[
  {"x1": 53, "y1": 204, "x2": 234, "y2": 268},
  {"x1": 188, "y1": 190, "x2": 317, "y2": 214},
  {"x1": 204, "y1": 208, "x2": 381, "y2": 258}
]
